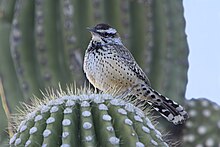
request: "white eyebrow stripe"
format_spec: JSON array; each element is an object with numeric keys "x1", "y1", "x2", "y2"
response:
[{"x1": 97, "y1": 28, "x2": 117, "y2": 34}]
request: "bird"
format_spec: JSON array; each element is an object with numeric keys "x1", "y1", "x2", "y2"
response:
[{"x1": 83, "y1": 23, "x2": 188, "y2": 125}]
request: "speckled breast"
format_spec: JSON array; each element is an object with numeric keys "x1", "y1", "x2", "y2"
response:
[{"x1": 84, "y1": 47, "x2": 139, "y2": 94}]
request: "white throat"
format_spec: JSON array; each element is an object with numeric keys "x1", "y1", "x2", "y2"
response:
[{"x1": 91, "y1": 34, "x2": 122, "y2": 45}]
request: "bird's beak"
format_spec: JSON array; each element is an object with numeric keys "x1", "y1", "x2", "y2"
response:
[{"x1": 86, "y1": 27, "x2": 96, "y2": 33}]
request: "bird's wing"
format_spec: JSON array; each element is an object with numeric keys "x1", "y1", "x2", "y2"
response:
[{"x1": 113, "y1": 44, "x2": 151, "y2": 86}]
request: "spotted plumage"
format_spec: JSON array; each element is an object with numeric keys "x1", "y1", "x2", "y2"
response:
[{"x1": 83, "y1": 23, "x2": 188, "y2": 125}]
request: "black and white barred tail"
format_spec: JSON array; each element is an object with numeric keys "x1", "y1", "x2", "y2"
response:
[{"x1": 134, "y1": 84, "x2": 189, "y2": 125}]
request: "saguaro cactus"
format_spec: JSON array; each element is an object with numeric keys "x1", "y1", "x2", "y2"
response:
[
  {"x1": 9, "y1": 89, "x2": 169, "y2": 147},
  {"x1": 183, "y1": 98, "x2": 220, "y2": 146},
  {"x1": 0, "y1": 0, "x2": 189, "y2": 104}
]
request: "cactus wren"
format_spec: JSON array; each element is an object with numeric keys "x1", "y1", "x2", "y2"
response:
[{"x1": 83, "y1": 23, "x2": 188, "y2": 125}]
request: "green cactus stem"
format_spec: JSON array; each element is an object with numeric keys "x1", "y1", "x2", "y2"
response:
[
  {"x1": 141, "y1": 0, "x2": 189, "y2": 104},
  {"x1": 103, "y1": 0, "x2": 121, "y2": 31},
  {"x1": 1, "y1": 0, "x2": 189, "y2": 106},
  {"x1": 129, "y1": 1, "x2": 146, "y2": 66},
  {"x1": 0, "y1": 21, "x2": 23, "y2": 140},
  {"x1": 9, "y1": 88, "x2": 169, "y2": 147},
  {"x1": 73, "y1": 0, "x2": 93, "y2": 52},
  {"x1": 144, "y1": 0, "x2": 189, "y2": 140},
  {"x1": 183, "y1": 98, "x2": 220, "y2": 146},
  {"x1": 35, "y1": 0, "x2": 67, "y2": 87},
  {"x1": 161, "y1": 0, "x2": 189, "y2": 102},
  {"x1": 10, "y1": 0, "x2": 41, "y2": 98},
  {"x1": 0, "y1": 0, "x2": 16, "y2": 22},
  {"x1": 59, "y1": 0, "x2": 84, "y2": 84},
  {"x1": 147, "y1": 0, "x2": 168, "y2": 90}
]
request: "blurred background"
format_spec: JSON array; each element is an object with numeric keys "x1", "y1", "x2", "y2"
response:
[{"x1": 0, "y1": 0, "x2": 220, "y2": 146}]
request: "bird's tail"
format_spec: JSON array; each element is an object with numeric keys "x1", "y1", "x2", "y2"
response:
[{"x1": 133, "y1": 84, "x2": 189, "y2": 125}]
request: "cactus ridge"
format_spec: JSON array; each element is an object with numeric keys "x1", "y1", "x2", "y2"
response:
[
  {"x1": 10, "y1": 0, "x2": 41, "y2": 98},
  {"x1": 183, "y1": 98, "x2": 220, "y2": 146},
  {"x1": 9, "y1": 87, "x2": 169, "y2": 147}
]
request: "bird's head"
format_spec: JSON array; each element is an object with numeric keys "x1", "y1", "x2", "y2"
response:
[{"x1": 87, "y1": 23, "x2": 122, "y2": 44}]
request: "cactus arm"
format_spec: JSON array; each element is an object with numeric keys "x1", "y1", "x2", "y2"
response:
[
  {"x1": 163, "y1": 0, "x2": 189, "y2": 102},
  {"x1": 103, "y1": 0, "x2": 121, "y2": 31},
  {"x1": 92, "y1": 0, "x2": 104, "y2": 24},
  {"x1": 119, "y1": 0, "x2": 129, "y2": 47},
  {"x1": 0, "y1": 22, "x2": 23, "y2": 109},
  {"x1": 73, "y1": 0, "x2": 93, "y2": 52},
  {"x1": 128, "y1": 1, "x2": 146, "y2": 66},
  {"x1": 183, "y1": 98, "x2": 220, "y2": 146},
  {"x1": 41, "y1": 0, "x2": 65, "y2": 86},
  {"x1": 0, "y1": 0, "x2": 16, "y2": 22},
  {"x1": 0, "y1": 22, "x2": 23, "y2": 142},
  {"x1": 142, "y1": 0, "x2": 189, "y2": 102},
  {"x1": 148, "y1": 0, "x2": 167, "y2": 91},
  {"x1": 10, "y1": 0, "x2": 41, "y2": 98},
  {"x1": 143, "y1": 1, "x2": 154, "y2": 76},
  {"x1": 34, "y1": 0, "x2": 50, "y2": 87},
  {"x1": 59, "y1": 0, "x2": 85, "y2": 84},
  {"x1": 59, "y1": 0, "x2": 75, "y2": 82}
]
